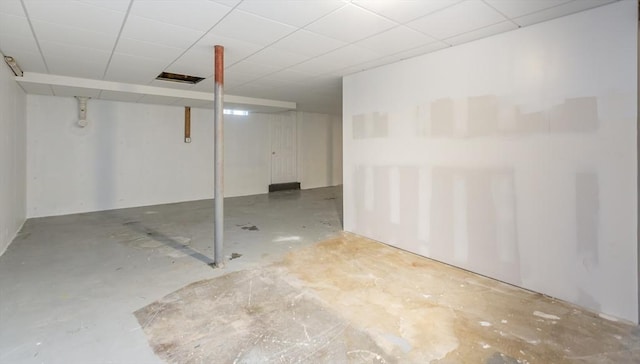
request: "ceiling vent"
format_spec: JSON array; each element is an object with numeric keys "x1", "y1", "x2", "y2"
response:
[{"x1": 156, "y1": 71, "x2": 204, "y2": 84}]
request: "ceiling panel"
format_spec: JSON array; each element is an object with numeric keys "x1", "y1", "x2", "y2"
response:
[
  {"x1": 120, "y1": 15, "x2": 205, "y2": 49},
  {"x1": 189, "y1": 33, "x2": 265, "y2": 68},
  {"x1": 104, "y1": 53, "x2": 169, "y2": 83},
  {"x1": 42, "y1": 42, "x2": 111, "y2": 78},
  {"x1": 23, "y1": 0, "x2": 126, "y2": 35},
  {"x1": 0, "y1": 0, "x2": 26, "y2": 16},
  {"x1": 31, "y1": 20, "x2": 118, "y2": 51},
  {"x1": 77, "y1": 0, "x2": 131, "y2": 13},
  {"x1": 129, "y1": 0, "x2": 232, "y2": 32},
  {"x1": 261, "y1": 69, "x2": 318, "y2": 84},
  {"x1": 352, "y1": 0, "x2": 463, "y2": 23},
  {"x1": 0, "y1": 13, "x2": 33, "y2": 39},
  {"x1": 289, "y1": 44, "x2": 383, "y2": 75},
  {"x1": 3, "y1": 0, "x2": 621, "y2": 114},
  {"x1": 355, "y1": 25, "x2": 436, "y2": 56},
  {"x1": 244, "y1": 47, "x2": 310, "y2": 69},
  {"x1": 512, "y1": 0, "x2": 617, "y2": 27},
  {"x1": 207, "y1": 10, "x2": 297, "y2": 47},
  {"x1": 115, "y1": 38, "x2": 184, "y2": 62},
  {"x1": 484, "y1": 0, "x2": 573, "y2": 18},
  {"x1": 445, "y1": 20, "x2": 518, "y2": 46},
  {"x1": 407, "y1": 0, "x2": 507, "y2": 39},
  {"x1": 305, "y1": 3, "x2": 397, "y2": 43},
  {"x1": 270, "y1": 30, "x2": 347, "y2": 58},
  {"x1": 226, "y1": 60, "x2": 282, "y2": 79},
  {"x1": 237, "y1": 0, "x2": 346, "y2": 27}
]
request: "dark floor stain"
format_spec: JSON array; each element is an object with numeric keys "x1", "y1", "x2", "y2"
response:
[
  {"x1": 241, "y1": 225, "x2": 259, "y2": 231},
  {"x1": 324, "y1": 197, "x2": 337, "y2": 200},
  {"x1": 230, "y1": 253, "x2": 242, "y2": 260}
]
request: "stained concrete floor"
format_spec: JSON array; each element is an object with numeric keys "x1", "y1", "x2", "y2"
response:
[{"x1": 1, "y1": 186, "x2": 639, "y2": 363}]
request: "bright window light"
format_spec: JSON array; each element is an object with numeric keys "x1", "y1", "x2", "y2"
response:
[{"x1": 223, "y1": 109, "x2": 249, "y2": 116}]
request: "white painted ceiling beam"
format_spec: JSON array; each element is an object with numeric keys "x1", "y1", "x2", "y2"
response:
[{"x1": 16, "y1": 72, "x2": 297, "y2": 110}]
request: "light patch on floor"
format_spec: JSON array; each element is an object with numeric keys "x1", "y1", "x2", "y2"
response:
[{"x1": 136, "y1": 232, "x2": 640, "y2": 363}]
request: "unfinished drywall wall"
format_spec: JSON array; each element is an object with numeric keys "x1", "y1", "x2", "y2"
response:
[
  {"x1": 26, "y1": 97, "x2": 341, "y2": 217},
  {"x1": 343, "y1": 1, "x2": 638, "y2": 323},
  {"x1": 0, "y1": 53, "x2": 27, "y2": 256},
  {"x1": 299, "y1": 111, "x2": 343, "y2": 189}
]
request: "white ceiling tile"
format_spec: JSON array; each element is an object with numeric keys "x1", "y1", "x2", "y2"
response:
[
  {"x1": 208, "y1": 10, "x2": 297, "y2": 46},
  {"x1": 51, "y1": 85, "x2": 101, "y2": 98},
  {"x1": 407, "y1": 0, "x2": 506, "y2": 39},
  {"x1": 121, "y1": 15, "x2": 205, "y2": 49},
  {"x1": 23, "y1": 0, "x2": 126, "y2": 34},
  {"x1": 31, "y1": 20, "x2": 118, "y2": 51},
  {"x1": 271, "y1": 30, "x2": 347, "y2": 58},
  {"x1": 0, "y1": 13, "x2": 32, "y2": 39},
  {"x1": 0, "y1": 0, "x2": 26, "y2": 16},
  {"x1": 115, "y1": 38, "x2": 184, "y2": 62},
  {"x1": 512, "y1": 0, "x2": 617, "y2": 27},
  {"x1": 130, "y1": 0, "x2": 232, "y2": 32},
  {"x1": 355, "y1": 25, "x2": 436, "y2": 55},
  {"x1": 209, "y1": 0, "x2": 242, "y2": 7},
  {"x1": 46, "y1": 55, "x2": 108, "y2": 79},
  {"x1": 40, "y1": 41, "x2": 111, "y2": 78},
  {"x1": 484, "y1": 0, "x2": 573, "y2": 18},
  {"x1": 165, "y1": 47, "x2": 215, "y2": 79},
  {"x1": 445, "y1": 20, "x2": 518, "y2": 45},
  {"x1": 17, "y1": 81, "x2": 53, "y2": 95},
  {"x1": 104, "y1": 53, "x2": 169, "y2": 83},
  {"x1": 305, "y1": 3, "x2": 396, "y2": 43},
  {"x1": 244, "y1": 47, "x2": 310, "y2": 68},
  {"x1": 375, "y1": 41, "x2": 449, "y2": 64},
  {"x1": 194, "y1": 33, "x2": 265, "y2": 66},
  {"x1": 77, "y1": 0, "x2": 132, "y2": 12},
  {"x1": 98, "y1": 90, "x2": 144, "y2": 103},
  {"x1": 237, "y1": 0, "x2": 346, "y2": 27},
  {"x1": 353, "y1": 0, "x2": 462, "y2": 23},
  {"x1": 223, "y1": 71, "x2": 261, "y2": 89},
  {"x1": 226, "y1": 60, "x2": 282, "y2": 78},
  {"x1": 289, "y1": 44, "x2": 382, "y2": 75},
  {"x1": 262, "y1": 69, "x2": 317, "y2": 84}
]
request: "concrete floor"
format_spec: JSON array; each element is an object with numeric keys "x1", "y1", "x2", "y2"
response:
[
  {"x1": 0, "y1": 187, "x2": 343, "y2": 363},
  {"x1": 1, "y1": 186, "x2": 639, "y2": 363}
]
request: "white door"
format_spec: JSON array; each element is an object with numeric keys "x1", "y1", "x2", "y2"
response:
[{"x1": 270, "y1": 113, "x2": 297, "y2": 184}]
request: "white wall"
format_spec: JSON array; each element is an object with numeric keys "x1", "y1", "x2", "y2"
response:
[
  {"x1": 0, "y1": 53, "x2": 27, "y2": 255},
  {"x1": 298, "y1": 111, "x2": 342, "y2": 189},
  {"x1": 27, "y1": 96, "x2": 341, "y2": 217},
  {"x1": 343, "y1": 2, "x2": 638, "y2": 323}
]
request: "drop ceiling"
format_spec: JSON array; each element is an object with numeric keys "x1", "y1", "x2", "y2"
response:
[{"x1": 0, "y1": 0, "x2": 618, "y2": 114}]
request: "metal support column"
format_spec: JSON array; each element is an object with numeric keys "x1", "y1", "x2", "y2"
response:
[{"x1": 213, "y1": 45, "x2": 224, "y2": 267}]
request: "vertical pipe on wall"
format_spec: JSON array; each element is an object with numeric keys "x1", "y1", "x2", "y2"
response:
[
  {"x1": 214, "y1": 45, "x2": 224, "y2": 267},
  {"x1": 184, "y1": 106, "x2": 191, "y2": 143}
]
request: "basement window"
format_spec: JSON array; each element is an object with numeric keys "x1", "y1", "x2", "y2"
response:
[
  {"x1": 224, "y1": 109, "x2": 249, "y2": 116},
  {"x1": 156, "y1": 71, "x2": 204, "y2": 84}
]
